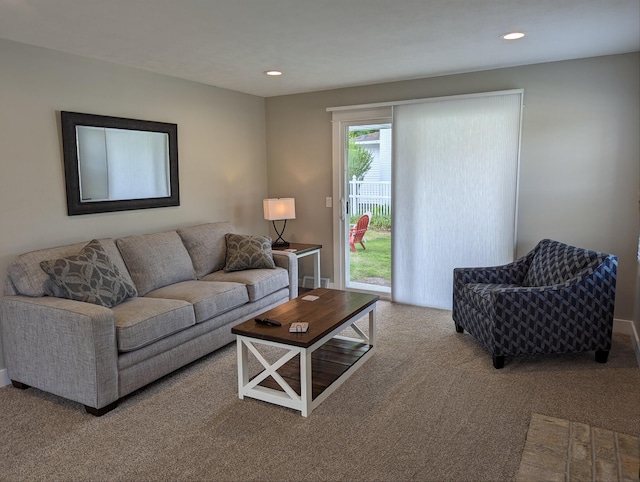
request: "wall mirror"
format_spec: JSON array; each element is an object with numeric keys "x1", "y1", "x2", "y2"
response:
[{"x1": 61, "y1": 111, "x2": 179, "y2": 215}]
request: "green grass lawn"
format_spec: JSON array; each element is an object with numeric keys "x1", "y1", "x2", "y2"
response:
[{"x1": 349, "y1": 229, "x2": 391, "y2": 284}]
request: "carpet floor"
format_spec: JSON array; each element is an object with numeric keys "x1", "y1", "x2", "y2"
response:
[{"x1": 0, "y1": 301, "x2": 638, "y2": 481}]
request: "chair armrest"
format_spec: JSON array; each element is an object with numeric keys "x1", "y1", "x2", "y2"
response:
[
  {"x1": 454, "y1": 249, "x2": 535, "y2": 287},
  {"x1": 272, "y1": 251, "x2": 298, "y2": 299},
  {"x1": 0, "y1": 295, "x2": 119, "y2": 409}
]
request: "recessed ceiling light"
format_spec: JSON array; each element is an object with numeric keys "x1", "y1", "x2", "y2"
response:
[
  {"x1": 502, "y1": 32, "x2": 525, "y2": 40},
  {"x1": 264, "y1": 70, "x2": 283, "y2": 76}
]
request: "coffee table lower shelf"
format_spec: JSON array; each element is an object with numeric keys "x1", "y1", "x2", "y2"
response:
[{"x1": 256, "y1": 338, "x2": 371, "y2": 400}]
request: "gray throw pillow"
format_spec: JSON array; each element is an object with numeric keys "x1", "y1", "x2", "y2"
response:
[
  {"x1": 40, "y1": 239, "x2": 137, "y2": 308},
  {"x1": 223, "y1": 234, "x2": 276, "y2": 272}
]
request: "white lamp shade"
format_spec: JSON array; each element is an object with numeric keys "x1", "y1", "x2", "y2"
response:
[{"x1": 263, "y1": 198, "x2": 296, "y2": 220}]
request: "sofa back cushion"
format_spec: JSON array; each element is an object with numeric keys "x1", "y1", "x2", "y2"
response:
[
  {"x1": 116, "y1": 231, "x2": 196, "y2": 296},
  {"x1": 522, "y1": 239, "x2": 599, "y2": 287},
  {"x1": 6, "y1": 238, "x2": 134, "y2": 298},
  {"x1": 177, "y1": 222, "x2": 237, "y2": 278}
]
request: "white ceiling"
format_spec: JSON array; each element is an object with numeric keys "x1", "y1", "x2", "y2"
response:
[{"x1": 0, "y1": 0, "x2": 638, "y2": 97}]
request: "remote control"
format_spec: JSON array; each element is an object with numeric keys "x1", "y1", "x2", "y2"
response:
[{"x1": 255, "y1": 317, "x2": 281, "y2": 326}]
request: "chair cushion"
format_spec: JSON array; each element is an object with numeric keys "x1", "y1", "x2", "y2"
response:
[
  {"x1": 112, "y1": 297, "x2": 195, "y2": 352},
  {"x1": 201, "y1": 267, "x2": 289, "y2": 302},
  {"x1": 144, "y1": 280, "x2": 249, "y2": 323},
  {"x1": 522, "y1": 239, "x2": 598, "y2": 287},
  {"x1": 177, "y1": 222, "x2": 238, "y2": 278},
  {"x1": 116, "y1": 231, "x2": 196, "y2": 296},
  {"x1": 40, "y1": 239, "x2": 137, "y2": 308},
  {"x1": 223, "y1": 234, "x2": 275, "y2": 272},
  {"x1": 458, "y1": 283, "x2": 521, "y2": 317}
]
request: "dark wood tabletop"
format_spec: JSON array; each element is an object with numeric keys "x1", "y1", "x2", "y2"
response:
[
  {"x1": 271, "y1": 243, "x2": 322, "y2": 255},
  {"x1": 232, "y1": 288, "x2": 379, "y2": 348}
]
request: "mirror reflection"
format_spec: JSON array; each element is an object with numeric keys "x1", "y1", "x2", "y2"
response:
[{"x1": 77, "y1": 126, "x2": 171, "y2": 202}]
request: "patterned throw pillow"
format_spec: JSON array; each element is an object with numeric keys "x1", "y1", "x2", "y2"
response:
[
  {"x1": 223, "y1": 234, "x2": 276, "y2": 272},
  {"x1": 40, "y1": 239, "x2": 137, "y2": 308}
]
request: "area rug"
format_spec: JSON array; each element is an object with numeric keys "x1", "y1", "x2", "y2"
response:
[{"x1": 516, "y1": 413, "x2": 639, "y2": 481}]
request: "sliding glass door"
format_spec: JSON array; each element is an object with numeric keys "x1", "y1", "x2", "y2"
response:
[
  {"x1": 345, "y1": 123, "x2": 392, "y2": 294},
  {"x1": 330, "y1": 107, "x2": 392, "y2": 297},
  {"x1": 329, "y1": 90, "x2": 523, "y2": 308}
]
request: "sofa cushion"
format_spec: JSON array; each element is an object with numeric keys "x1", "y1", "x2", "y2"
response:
[
  {"x1": 144, "y1": 280, "x2": 249, "y2": 323},
  {"x1": 7, "y1": 238, "x2": 134, "y2": 298},
  {"x1": 202, "y1": 267, "x2": 289, "y2": 302},
  {"x1": 40, "y1": 239, "x2": 137, "y2": 308},
  {"x1": 177, "y1": 222, "x2": 238, "y2": 278},
  {"x1": 223, "y1": 234, "x2": 275, "y2": 272},
  {"x1": 522, "y1": 239, "x2": 598, "y2": 287},
  {"x1": 116, "y1": 231, "x2": 196, "y2": 296},
  {"x1": 111, "y1": 297, "x2": 196, "y2": 352}
]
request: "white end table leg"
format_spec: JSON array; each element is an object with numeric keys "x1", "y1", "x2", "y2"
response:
[{"x1": 312, "y1": 250, "x2": 321, "y2": 288}]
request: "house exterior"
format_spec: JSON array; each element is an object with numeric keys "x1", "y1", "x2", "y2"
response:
[{"x1": 354, "y1": 129, "x2": 392, "y2": 183}]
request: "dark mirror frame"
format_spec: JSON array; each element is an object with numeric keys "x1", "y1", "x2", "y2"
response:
[{"x1": 61, "y1": 111, "x2": 180, "y2": 216}]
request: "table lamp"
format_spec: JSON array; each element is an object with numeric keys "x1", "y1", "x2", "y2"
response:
[{"x1": 263, "y1": 198, "x2": 296, "y2": 247}]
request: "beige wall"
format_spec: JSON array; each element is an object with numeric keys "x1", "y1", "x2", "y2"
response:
[
  {"x1": 266, "y1": 53, "x2": 640, "y2": 322},
  {"x1": 0, "y1": 39, "x2": 268, "y2": 371}
]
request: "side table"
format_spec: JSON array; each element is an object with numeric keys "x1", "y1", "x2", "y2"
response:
[{"x1": 272, "y1": 243, "x2": 322, "y2": 289}]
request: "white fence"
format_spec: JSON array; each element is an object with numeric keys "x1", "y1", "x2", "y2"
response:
[{"x1": 348, "y1": 177, "x2": 391, "y2": 217}]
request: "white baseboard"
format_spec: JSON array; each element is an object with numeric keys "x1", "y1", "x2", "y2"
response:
[
  {"x1": 613, "y1": 318, "x2": 633, "y2": 335},
  {"x1": 0, "y1": 368, "x2": 10, "y2": 387},
  {"x1": 613, "y1": 318, "x2": 640, "y2": 367},
  {"x1": 632, "y1": 322, "x2": 640, "y2": 368}
]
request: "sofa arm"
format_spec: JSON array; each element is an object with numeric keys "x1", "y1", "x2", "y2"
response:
[
  {"x1": 272, "y1": 251, "x2": 298, "y2": 299},
  {"x1": 0, "y1": 295, "x2": 119, "y2": 410}
]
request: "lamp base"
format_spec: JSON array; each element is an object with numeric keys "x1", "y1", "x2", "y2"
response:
[
  {"x1": 271, "y1": 241, "x2": 290, "y2": 248},
  {"x1": 270, "y1": 220, "x2": 290, "y2": 248}
]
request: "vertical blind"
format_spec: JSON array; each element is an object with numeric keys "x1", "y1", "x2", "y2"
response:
[{"x1": 391, "y1": 91, "x2": 523, "y2": 309}]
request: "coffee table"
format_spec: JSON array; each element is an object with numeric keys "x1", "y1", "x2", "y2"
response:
[{"x1": 231, "y1": 288, "x2": 379, "y2": 416}]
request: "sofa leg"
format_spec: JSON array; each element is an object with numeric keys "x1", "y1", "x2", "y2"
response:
[
  {"x1": 595, "y1": 350, "x2": 609, "y2": 364},
  {"x1": 493, "y1": 355, "x2": 505, "y2": 369},
  {"x1": 454, "y1": 323, "x2": 464, "y2": 333},
  {"x1": 11, "y1": 380, "x2": 30, "y2": 389},
  {"x1": 84, "y1": 401, "x2": 118, "y2": 417}
]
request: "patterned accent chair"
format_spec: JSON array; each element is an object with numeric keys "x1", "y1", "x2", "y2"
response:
[{"x1": 452, "y1": 239, "x2": 617, "y2": 369}]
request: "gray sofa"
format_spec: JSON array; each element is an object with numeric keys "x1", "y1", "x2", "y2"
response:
[{"x1": 0, "y1": 222, "x2": 297, "y2": 415}]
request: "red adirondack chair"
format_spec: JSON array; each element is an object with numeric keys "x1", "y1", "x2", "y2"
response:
[{"x1": 349, "y1": 213, "x2": 370, "y2": 252}]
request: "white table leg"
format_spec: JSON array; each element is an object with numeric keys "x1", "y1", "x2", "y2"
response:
[
  {"x1": 300, "y1": 348, "x2": 313, "y2": 417},
  {"x1": 237, "y1": 337, "x2": 249, "y2": 399},
  {"x1": 369, "y1": 304, "x2": 376, "y2": 347}
]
